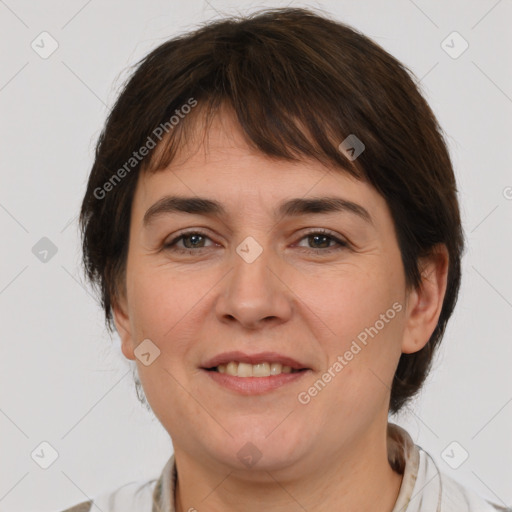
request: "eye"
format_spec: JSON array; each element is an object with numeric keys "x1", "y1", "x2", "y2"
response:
[
  {"x1": 295, "y1": 229, "x2": 349, "y2": 254},
  {"x1": 163, "y1": 228, "x2": 349, "y2": 255},
  {"x1": 164, "y1": 230, "x2": 216, "y2": 254}
]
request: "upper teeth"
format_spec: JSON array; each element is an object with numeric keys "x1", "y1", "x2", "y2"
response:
[{"x1": 216, "y1": 361, "x2": 298, "y2": 377}]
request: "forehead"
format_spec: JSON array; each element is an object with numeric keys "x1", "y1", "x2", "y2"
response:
[{"x1": 132, "y1": 108, "x2": 386, "y2": 223}]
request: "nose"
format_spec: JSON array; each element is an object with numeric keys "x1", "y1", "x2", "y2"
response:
[{"x1": 214, "y1": 240, "x2": 293, "y2": 330}]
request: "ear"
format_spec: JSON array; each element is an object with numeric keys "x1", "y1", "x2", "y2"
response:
[
  {"x1": 401, "y1": 244, "x2": 449, "y2": 354},
  {"x1": 112, "y1": 293, "x2": 136, "y2": 361}
]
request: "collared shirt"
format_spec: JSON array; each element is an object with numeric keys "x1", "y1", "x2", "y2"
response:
[{"x1": 60, "y1": 424, "x2": 508, "y2": 512}]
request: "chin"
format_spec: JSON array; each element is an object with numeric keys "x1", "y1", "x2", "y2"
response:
[{"x1": 205, "y1": 424, "x2": 308, "y2": 472}]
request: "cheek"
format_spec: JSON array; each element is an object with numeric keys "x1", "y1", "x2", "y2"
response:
[
  {"x1": 126, "y1": 267, "x2": 201, "y2": 427},
  {"x1": 125, "y1": 263, "x2": 216, "y2": 401},
  {"x1": 337, "y1": 276, "x2": 404, "y2": 371},
  {"x1": 297, "y1": 266, "x2": 404, "y2": 407},
  {"x1": 127, "y1": 262, "x2": 212, "y2": 341},
  {"x1": 299, "y1": 263, "x2": 401, "y2": 343}
]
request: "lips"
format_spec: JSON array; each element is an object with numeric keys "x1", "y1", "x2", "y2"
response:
[{"x1": 201, "y1": 351, "x2": 309, "y2": 371}]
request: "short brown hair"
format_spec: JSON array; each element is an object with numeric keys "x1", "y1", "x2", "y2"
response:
[{"x1": 79, "y1": 7, "x2": 464, "y2": 413}]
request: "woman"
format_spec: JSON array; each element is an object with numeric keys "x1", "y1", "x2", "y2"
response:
[{"x1": 63, "y1": 7, "x2": 506, "y2": 512}]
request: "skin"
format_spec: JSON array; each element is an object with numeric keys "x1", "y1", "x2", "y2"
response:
[{"x1": 113, "y1": 107, "x2": 449, "y2": 512}]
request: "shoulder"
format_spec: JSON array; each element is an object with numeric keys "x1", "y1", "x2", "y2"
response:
[
  {"x1": 57, "y1": 479, "x2": 158, "y2": 512},
  {"x1": 419, "y1": 448, "x2": 509, "y2": 512},
  {"x1": 59, "y1": 502, "x2": 92, "y2": 512},
  {"x1": 388, "y1": 424, "x2": 509, "y2": 512},
  {"x1": 438, "y1": 468, "x2": 510, "y2": 512}
]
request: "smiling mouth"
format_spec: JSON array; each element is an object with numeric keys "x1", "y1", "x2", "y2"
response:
[{"x1": 205, "y1": 361, "x2": 307, "y2": 377}]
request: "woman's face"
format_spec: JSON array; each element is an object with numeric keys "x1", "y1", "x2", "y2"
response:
[{"x1": 114, "y1": 110, "x2": 440, "y2": 474}]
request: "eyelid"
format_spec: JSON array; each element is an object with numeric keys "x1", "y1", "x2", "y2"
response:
[
  {"x1": 293, "y1": 228, "x2": 349, "y2": 251},
  {"x1": 164, "y1": 228, "x2": 218, "y2": 248},
  {"x1": 298, "y1": 227, "x2": 348, "y2": 242},
  {"x1": 164, "y1": 227, "x2": 350, "y2": 253}
]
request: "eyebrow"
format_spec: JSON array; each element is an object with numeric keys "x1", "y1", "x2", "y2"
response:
[{"x1": 143, "y1": 195, "x2": 373, "y2": 227}]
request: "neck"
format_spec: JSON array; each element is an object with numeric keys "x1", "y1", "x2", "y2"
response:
[{"x1": 173, "y1": 421, "x2": 403, "y2": 512}]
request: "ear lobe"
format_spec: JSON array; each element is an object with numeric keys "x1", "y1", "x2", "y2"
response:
[
  {"x1": 112, "y1": 294, "x2": 135, "y2": 361},
  {"x1": 401, "y1": 244, "x2": 449, "y2": 354}
]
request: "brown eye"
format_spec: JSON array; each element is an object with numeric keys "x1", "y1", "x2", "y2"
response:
[
  {"x1": 307, "y1": 234, "x2": 332, "y2": 249},
  {"x1": 180, "y1": 233, "x2": 207, "y2": 249},
  {"x1": 295, "y1": 230, "x2": 348, "y2": 254},
  {"x1": 164, "y1": 230, "x2": 215, "y2": 252}
]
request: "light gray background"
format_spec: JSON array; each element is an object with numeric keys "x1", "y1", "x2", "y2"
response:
[{"x1": 1, "y1": 0, "x2": 511, "y2": 510}]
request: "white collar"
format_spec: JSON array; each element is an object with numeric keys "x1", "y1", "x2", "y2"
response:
[{"x1": 147, "y1": 423, "x2": 504, "y2": 512}]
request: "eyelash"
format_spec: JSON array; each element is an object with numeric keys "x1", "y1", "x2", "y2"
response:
[{"x1": 163, "y1": 228, "x2": 349, "y2": 255}]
